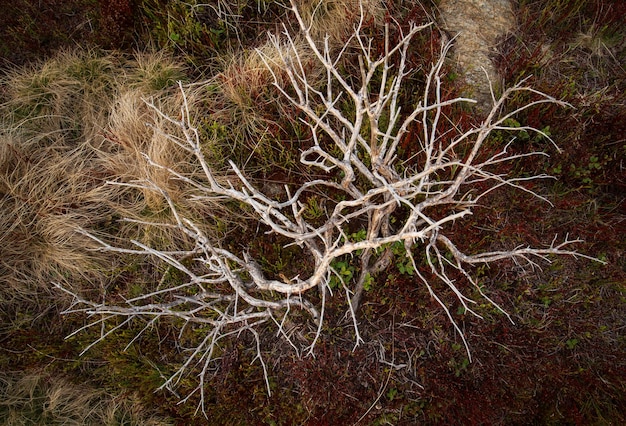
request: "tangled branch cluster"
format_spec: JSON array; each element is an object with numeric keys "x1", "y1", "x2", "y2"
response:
[{"x1": 57, "y1": 1, "x2": 596, "y2": 413}]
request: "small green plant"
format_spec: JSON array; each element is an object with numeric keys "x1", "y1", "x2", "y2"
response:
[
  {"x1": 362, "y1": 272, "x2": 375, "y2": 292},
  {"x1": 566, "y1": 338, "x2": 579, "y2": 350},
  {"x1": 329, "y1": 260, "x2": 355, "y2": 289},
  {"x1": 497, "y1": 118, "x2": 552, "y2": 145},
  {"x1": 386, "y1": 387, "x2": 399, "y2": 401},
  {"x1": 328, "y1": 229, "x2": 373, "y2": 289},
  {"x1": 303, "y1": 196, "x2": 326, "y2": 220},
  {"x1": 140, "y1": 0, "x2": 226, "y2": 57},
  {"x1": 454, "y1": 357, "x2": 470, "y2": 377},
  {"x1": 449, "y1": 343, "x2": 471, "y2": 377},
  {"x1": 390, "y1": 241, "x2": 415, "y2": 276},
  {"x1": 569, "y1": 154, "x2": 605, "y2": 187}
]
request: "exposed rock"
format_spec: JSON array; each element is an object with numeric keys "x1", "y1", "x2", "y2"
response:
[{"x1": 438, "y1": 0, "x2": 515, "y2": 113}]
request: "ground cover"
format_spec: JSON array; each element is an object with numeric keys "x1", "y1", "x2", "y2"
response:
[{"x1": 0, "y1": 0, "x2": 624, "y2": 424}]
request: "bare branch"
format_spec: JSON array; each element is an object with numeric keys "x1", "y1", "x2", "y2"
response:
[{"x1": 56, "y1": 1, "x2": 602, "y2": 414}]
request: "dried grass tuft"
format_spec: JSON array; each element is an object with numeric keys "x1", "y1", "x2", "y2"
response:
[
  {"x1": 294, "y1": 0, "x2": 385, "y2": 44},
  {"x1": 102, "y1": 87, "x2": 228, "y2": 251},
  {"x1": 0, "y1": 48, "x2": 224, "y2": 298},
  {"x1": 202, "y1": 36, "x2": 322, "y2": 171},
  {"x1": 0, "y1": 370, "x2": 172, "y2": 426}
]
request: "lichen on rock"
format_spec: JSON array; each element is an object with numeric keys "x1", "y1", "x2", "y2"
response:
[{"x1": 438, "y1": 0, "x2": 515, "y2": 113}]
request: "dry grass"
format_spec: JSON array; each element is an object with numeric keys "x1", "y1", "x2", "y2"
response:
[
  {"x1": 0, "y1": 370, "x2": 171, "y2": 425},
  {"x1": 127, "y1": 51, "x2": 188, "y2": 92},
  {"x1": 0, "y1": 48, "x2": 224, "y2": 300},
  {"x1": 2, "y1": 50, "x2": 118, "y2": 143},
  {"x1": 294, "y1": 0, "x2": 385, "y2": 43},
  {"x1": 101, "y1": 86, "x2": 231, "y2": 250},
  {"x1": 210, "y1": 46, "x2": 283, "y2": 162},
  {"x1": 0, "y1": 120, "x2": 118, "y2": 297},
  {"x1": 200, "y1": 1, "x2": 386, "y2": 171},
  {"x1": 196, "y1": 35, "x2": 322, "y2": 174}
]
